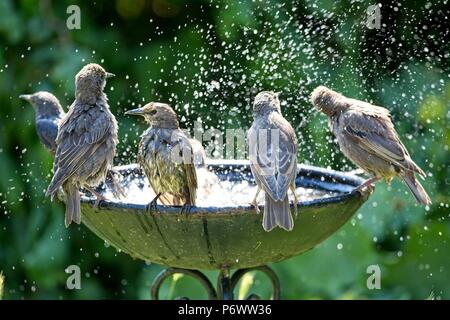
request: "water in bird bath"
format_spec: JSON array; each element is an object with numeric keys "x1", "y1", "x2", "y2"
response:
[{"x1": 102, "y1": 166, "x2": 339, "y2": 208}]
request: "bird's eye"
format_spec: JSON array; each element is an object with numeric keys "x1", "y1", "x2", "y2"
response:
[{"x1": 149, "y1": 109, "x2": 157, "y2": 115}]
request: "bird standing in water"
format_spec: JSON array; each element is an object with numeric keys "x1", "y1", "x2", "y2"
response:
[
  {"x1": 20, "y1": 91, "x2": 64, "y2": 154},
  {"x1": 46, "y1": 63, "x2": 119, "y2": 227},
  {"x1": 311, "y1": 85, "x2": 431, "y2": 205},
  {"x1": 248, "y1": 91, "x2": 299, "y2": 232},
  {"x1": 126, "y1": 102, "x2": 197, "y2": 211}
]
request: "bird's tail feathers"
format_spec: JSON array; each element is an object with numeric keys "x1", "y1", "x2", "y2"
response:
[
  {"x1": 63, "y1": 184, "x2": 81, "y2": 228},
  {"x1": 263, "y1": 193, "x2": 294, "y2": 232},
  {"x1": 406, "y1": 158, "x2": 427, "y2": 180},
  {"x1": 403, "y1": 172, "x2": 431, "y2": 205}
]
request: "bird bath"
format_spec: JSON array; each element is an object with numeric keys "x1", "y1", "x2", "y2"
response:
[{"x1": 79, "y1": 160, "x2": 371, "y2": 299}]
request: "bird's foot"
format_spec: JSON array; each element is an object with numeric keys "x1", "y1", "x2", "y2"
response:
[
  {"x1": 85, "y1": 187, "x2": 104, "y2": 199},
  {"x1": 93, "y1": 196, "x2": 106, "y2": 210},
  {"x1": 351, "y1": 177, "x2": 379, "y2": 196},
  {"x1": 146, "y1": 200, "x2": 158, "y2": 213},
  {"x1": 180, "y1": 204, "x2": 192, "y2": 215},
  {"x1": 85, "y1": 187, "x2": 107, "y2": 209},
  {"x1": 146, "y1": 193, "x2": 162, "y2": 213}
]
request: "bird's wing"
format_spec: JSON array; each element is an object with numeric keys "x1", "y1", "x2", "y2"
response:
[
  {"x1": 271, "y1": 113, "x2": 298, "y2": 199},
  {"x1": 36, "y1": 119, "x2": 59, "y2": 153},
  {"x1": 248, "y1": 124, "x2": 279, "y2": 200},
  {"x1": 138, "y1": 128, "x2": 159, "y2": 194},
  {"x1": 341, "y1": 105, "x2": 424, "y2": 176},
  {"x1": 47, "y1": 106, "x2": 112, "y2": 194},
  {"x1": 173, "y1": 132, "x2": 198, "y2": 205},
  {"x1": 248, "y1": 114, "x2": 298, "y2": 201},
  {"x1": 184, "y1": 162, "x2": 198, "y2": 205}
]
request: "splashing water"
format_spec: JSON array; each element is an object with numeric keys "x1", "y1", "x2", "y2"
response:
[{"x1": 102, "y1": 166, "x2": 338, "y2": 208}]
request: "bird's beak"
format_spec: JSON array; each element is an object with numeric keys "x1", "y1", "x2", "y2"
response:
[
  {"x1": 125, "y1": 108, "x2": 145, "y2": 116},
  {"x1": 19, "y1": 94, "x2": 32, "y2": 101},
  {"x1": 106, "y1": 72, "x2": 115, "y2": 79}
]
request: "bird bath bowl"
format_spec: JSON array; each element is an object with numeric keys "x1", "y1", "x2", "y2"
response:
[{"x1": 79, "y1": 160, "x2": 371, "y2": 299}]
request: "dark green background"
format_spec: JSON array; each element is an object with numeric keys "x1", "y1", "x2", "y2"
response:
[{"x1": 0, "y1": 0, "x2": 449, "y2": 299}]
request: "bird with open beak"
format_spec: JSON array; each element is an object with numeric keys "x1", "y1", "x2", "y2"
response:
[
  {"x1": 125, "y1": 102, "x2": 198, "y2": 211},
  {"x1": 311, "y1": 85, "x2": 431, "y2": 205},
  {"x1": 46, "y1": 63, "x2": 118, "y2": 227},
  {"x1": 248, "y1": 91, "x2": 299, "y2": 232},
  {"x1": 19, "y1": 91, "x2": 65, "y2": 154}
]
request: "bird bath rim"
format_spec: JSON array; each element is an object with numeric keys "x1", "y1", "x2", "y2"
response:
[
  {"x1": 82, "y1": 159, "x2": 368, "y2": 213},
  {"x1": 78, "y1": 160, "x2": 371, "y2": 271}
]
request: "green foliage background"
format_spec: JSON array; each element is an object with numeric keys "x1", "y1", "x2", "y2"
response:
[{"x1": 0, "y1": 0, "x2": 449, "y2": 299}]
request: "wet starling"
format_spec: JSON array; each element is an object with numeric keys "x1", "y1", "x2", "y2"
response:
[
  {"x1": 46, "y1": 63, "x2": 119, "y2": 227},
  {"x1": 248, "y1": 91, "x2": 299, "y2": 232},
  {"x1": 19, "y1": 91, "x2": 65, "y2": 154},
  {"x1": 311, "y1": 85, "x2": 431, "y2": 205},
  {"x1": 125, "y1": 102, "x2": 197, "y2": 209},
  {"x1": 21, "y1": 91, "x2": 124, "y2": 200}
]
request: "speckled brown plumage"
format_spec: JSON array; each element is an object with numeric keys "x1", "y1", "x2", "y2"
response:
[
  {"x1": 126, "y1": 102, "x2": 197, "y2": 208},
  {"x1": 46, "y1": 63, "x2": 118, "y2": 227},
  {"x1": 311, "y1": 85, "x2": 431, "y2": 205},
  {"x1": 21, "y1": 91, "x2": 125, "y2": 200},
  {"x1": 248, "y1": 91, "x2": 299, "y2": 232}
]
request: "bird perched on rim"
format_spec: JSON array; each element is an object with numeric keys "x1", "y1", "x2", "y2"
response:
[
  {"x1": 19, "y1": 91, "x2": 64, "y2": 154},
  {"x1": 125, "y1": 102, "x2": 197, "y2": 210},
  {"x1": 46, "y1": 63, "x2": 119, "y2": 227},
  {"x1": 20, "y1": 91, "x2": 125, "y2": 200},
  {"x1": 311, "y1": 85, "x2": 431, "y2": 205},
  {"x1": 248, "y1": 91, "x2": 299, "y2": 232}
]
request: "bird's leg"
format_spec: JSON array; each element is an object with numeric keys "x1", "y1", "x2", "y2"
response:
[
  {"x1": 85, "y1": 187, "x2": 107, "y2": 209},
  {"x1": 181, "y1": 204, "x2": 192, "y2": 215},
  {"x1": 250, "y1": 187, "x2": 261, "y2": 214},
  {"x1": 352, "y1": 176, "x2": 380, "y2": 194},
  {"x1": 106, "y1": 170, "x2": 126, "y2": 199},
  {"x1": 290, "y1": 182, "x2": 298, "y2": 217},
  {"x1": 180, "y1": 196, "x2": 193, "y2": 215},
  {"x1": 146, "y1": 193, "x2": 161, "y2": 213}
]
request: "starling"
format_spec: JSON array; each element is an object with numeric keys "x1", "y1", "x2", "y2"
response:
[
  {"x1": 19, "y1": 91, "x2": 65, "y2": 154},
  {"x1": 20, "y1": 91, "x2": 124, "y2": 199},
  {"x1": 125, "y1": 102, "x2": 197, "y2": 210},
  {"x1": 248, "y1": 91, "x2": 299, "y2": 232},
  {"x1": 46, "y1": 63, "x2": 119, "y2": 227},
  {"x1": 311, "y1": 85, "x2": 431, "y2": 205}
]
